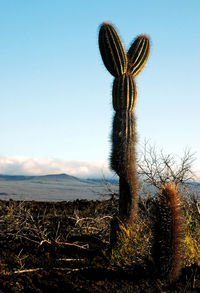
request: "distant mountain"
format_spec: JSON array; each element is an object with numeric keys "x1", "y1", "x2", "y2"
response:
[
  {"x1": 0, "y1": 175, "x2": 35, "y2": 181},
  {"x1": 0, "y1": 173, "x2": 118, "y2": 201},
  {"x1": 0, "y1": 174, "x2": 118, "y2": 185},
  {"x1": 0, "y1": 173, "x2": 86, "y2": 184},
  {"x1": 187, "y1": 181, "x2": 200, "y2": 188},
  {"x1": 86, "y1": 177, "x2": 119, "y2": 184},
  {"x1": 32, "y1": 173, "x2": 82, "y2": 182}
]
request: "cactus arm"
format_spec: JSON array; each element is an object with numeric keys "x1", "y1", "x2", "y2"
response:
[
  {"x1": 98, "y1": 22, "x2": 127, "y2": 77},
  {"x1": 127, "y1": 34, "x2": 150, "y2": 76}
]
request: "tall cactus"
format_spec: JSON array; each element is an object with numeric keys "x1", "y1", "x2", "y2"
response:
[{"x1": 98, "y1": 22, "x2": 150, "y2": 224}]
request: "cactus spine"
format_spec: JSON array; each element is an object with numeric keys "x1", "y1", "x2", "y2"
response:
[
  {"x1": 98, "y1": 22, "x2": 150, "y2": 224},
  {"x1": 152, "y1": 183, "x2": 184, "y2": 282}
]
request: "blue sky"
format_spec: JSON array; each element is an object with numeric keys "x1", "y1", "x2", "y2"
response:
[{"x1": 0, "y1": 0, "x2": 200, "y2": 178}]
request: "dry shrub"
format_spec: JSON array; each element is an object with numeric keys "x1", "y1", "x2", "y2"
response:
[
  {"x1": 183, "y1": 206, "x2": 200, "y2": 266},
  {"x1": 109, "y1": 185, "x2": 200, "y2": 275},
  {"x1": 110, "y1": 216, "x2": 152, "y2": 266}
]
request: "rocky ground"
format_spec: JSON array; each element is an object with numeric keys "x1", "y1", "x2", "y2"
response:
[{"x1": 0, "y1": 199, "x2": 200, "y2": 292}]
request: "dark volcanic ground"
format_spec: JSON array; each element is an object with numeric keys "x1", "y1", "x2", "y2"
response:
[{"x1": 0, "y1": 199, "x2": 200, "y2": 292}]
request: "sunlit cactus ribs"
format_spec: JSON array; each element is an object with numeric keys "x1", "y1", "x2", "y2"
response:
[
  {"x1": 112, "y1": 74, "x2": 137, "y2": 112},
  {"x1": 98, "y1": 22, "x2": 150, "y2": 224},
  {"x1": 127, "y1": 34, "x2": 150, "y2": 76}
]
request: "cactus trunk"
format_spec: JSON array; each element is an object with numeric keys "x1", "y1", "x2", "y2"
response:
[{"x1": 111, "y1": 111, "x2": 138, "y2": 224}]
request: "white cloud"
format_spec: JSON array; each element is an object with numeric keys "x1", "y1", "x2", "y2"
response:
[
  {"x1": 0, "y1": 156, "x2": 114, "y2": 179},
  {"x1": 0, "y1": 156, "x2": 199, "y2": 181}
]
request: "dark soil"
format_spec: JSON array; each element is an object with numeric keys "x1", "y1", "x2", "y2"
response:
[{"x1": 0, "y1": 199, "x2": 200, "y2": 292}]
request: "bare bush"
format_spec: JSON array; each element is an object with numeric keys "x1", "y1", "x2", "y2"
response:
[{"x1": 137, "y1": 141, "x2": 196, "y2": 189}]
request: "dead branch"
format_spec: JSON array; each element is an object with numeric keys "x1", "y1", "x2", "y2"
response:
[{"x1": 137, "y1": 141, "x2": 196, "y2": 188}]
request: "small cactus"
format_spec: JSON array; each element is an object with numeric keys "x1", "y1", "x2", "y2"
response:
[
  {"x1": 152, "y1": 183, "x2": 184, "y2": 282},
  {"x1": 98, "y1": 22, "x2": 150, "y2": 224}
]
